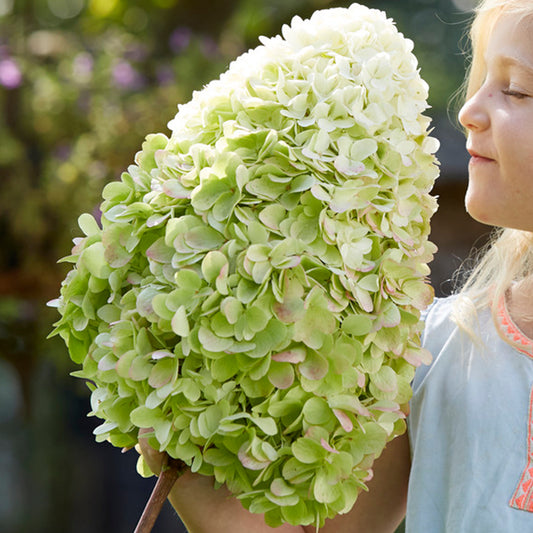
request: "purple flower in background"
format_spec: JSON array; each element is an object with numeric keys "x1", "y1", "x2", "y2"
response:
[
  {"x1": 112, "y1": 60, "x2": 144, "y2": 90},
  {"x1": 73, "y1": 52, "x2": 94, "y2": 82},
  {"x1": 124, "y1": 43, "x2": 149, "y2": 62},
  {"x1": 77, "y1": 92, "x2": 91, "y2": 114},
  {"x1": 0, "y1": 58, "x2": 22, "y2": 89},
  {"x1": 54, "y1": 143, "x2": 72, "y2": 161},
  {"x1": 169, "y1": 27, "x2": 192, "y2": 54},
  {"x1": 200, "y1": 36, "x2": 219, "y2": 58},
  {"x1": 156, "y1": 64, "x2": 175, "y2": 86},
  {"x1": 92, "y1": 205, "x2": 102, "y2": 226}
]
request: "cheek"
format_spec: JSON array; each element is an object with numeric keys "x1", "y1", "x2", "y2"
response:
[
  {"x1": 500, "y1": 148, "x2": 533, "y2": 191},
  {"x1": 500, "y1": 121, "x2": 533, "y2": 169}
]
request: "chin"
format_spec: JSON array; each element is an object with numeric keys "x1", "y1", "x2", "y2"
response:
[
  {"x1": 466, "y1": 204, "x2": 533, "y2": 232},
  {"x1": 464, "y1": 197, "x2": 494, "y2": 227}
]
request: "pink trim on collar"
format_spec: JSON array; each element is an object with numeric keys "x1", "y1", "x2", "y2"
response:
[
  {"x1": 510, "y1": 387, "x2": 533, "y2": 512},
  {"x1": 498, "y1": 295, "x2": 533, "y2": 512},
  {"x1": 496, "y1": 296, "x2": 533, "y2": 359}
]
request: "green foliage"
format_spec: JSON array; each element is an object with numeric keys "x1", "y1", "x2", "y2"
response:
[
  {"x1": 51, "y1": 4, "x2": 438, "y2": 528},
  {"x1": 0, "y1": 0, "x2": 236, "y2": 285}
]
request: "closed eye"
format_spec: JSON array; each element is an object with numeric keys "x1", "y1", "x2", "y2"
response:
[{"x1": 502, "y1": 88, "x2": 530, "y2": 99}]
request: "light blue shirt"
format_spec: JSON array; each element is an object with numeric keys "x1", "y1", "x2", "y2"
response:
[{"x1": 407, "y1": 297, "x2": 533, "y2": 532}]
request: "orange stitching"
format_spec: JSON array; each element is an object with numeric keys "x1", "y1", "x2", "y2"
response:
[
  {"x1": 509, "y1": 387, "x2": 533, "y2": 512},
  {"x1": 496, "y1": 297, "x2": 533, "y2": 359}
]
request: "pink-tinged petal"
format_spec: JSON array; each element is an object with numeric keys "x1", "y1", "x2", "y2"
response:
[
  {"x1": 299, "y1": 351, "x2": 329, "y2": 381},
  {"x1": 146, "y1": 213, "x2": 170, "y2": 228},
  {"x1": 392, "y1": 344, "x2": 404, "y2": 356},
  {"x1": 380, "y1": 279, "x2": 388, "y2": 299},
  {"x1": 355, "y1": 286, "x2": 374, "y2": 313},
  {"x1": 365, "y1": 213, "x2": 380, "y2": 234},
  {"x1": 151, "y1": 350, "x2": 174, "y2": 360},
  {"x1": 72, "y1": 238, "x2": 85, "y2": 254},
  {"x1": 362, "y1": 469, "x2": 374, "y2": 482},
  {"x1": 98, "y1": 354, "x2": 116, "y2": 371},
  {"x1": 162, "y1": 179, "x2": 191, "y2": 199},
  {"x1": 371, "y1": 401, "x2": 401, "y2": 413},
  {"x1": 327, "y1": 298, "x2": 346, "y2": 312},
  {"x1": 359, "y1": 260, "x2": 376, "y2": 273},
  {"x1": 242, "y1": 255, "x2": 254, "y2": 276},
  {"x1": 146, "y1": 238, "x2": 173, "y2": 263},
  {"x1": 402, "y1": 281, "x2": 434, "y2": 310},
  {"x1": 126, "y1": 273, "x2": 142, "y2": 285},
  {"x1": 332, "y1": 409, "x2": 354, "y2": 432},
  {"x1": 237, "y1": 444, "x2": 271, "y2": 470},
  {"x1": 321, "y1": 217, "x2": 336, "y2": 243},
  {"x1": 268, "y1": 362, "x2": 295, "y2": 390},
  {"x1": 320, "y1": 438, "x2": 339, "y2": 454},
  {"x1": 403, "y1": 347, "x2": 432, "y2": 367},
  {"x1": 217, "y1": 262, "x2": 229, "y2": 280},
  {"x1": 272, "y1": 299, "x2": 305, "y2": 323},
  {"x1": 283, "y1": 255, "x2": 302, "y2": 268},
  {"x1": 310, "y1": 184, "x2": 330, "y2": 202},
  {"x1": 271, "y1": 347, "x2": 307, "y2": 363}
]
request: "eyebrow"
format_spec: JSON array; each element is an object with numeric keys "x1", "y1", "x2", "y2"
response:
[{"x1": 497, "y1": 55, "x2": 533, "y2": 78}]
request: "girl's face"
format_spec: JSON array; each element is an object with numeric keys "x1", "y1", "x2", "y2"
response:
[{"x1": 459, "y1": 11, "x2": 533, "y2": 232}]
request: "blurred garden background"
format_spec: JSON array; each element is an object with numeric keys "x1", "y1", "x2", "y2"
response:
[{"x1": 0, "y1": 0, "x2": 488, "y2": 531}]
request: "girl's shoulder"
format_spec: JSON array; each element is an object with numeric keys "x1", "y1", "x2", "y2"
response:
[
  {"x1": 420, "y1": 295, "x2": 459, "y2": 345},
  {"x1": 413, "y1": 295, "x2": 462, "y2": 392}
]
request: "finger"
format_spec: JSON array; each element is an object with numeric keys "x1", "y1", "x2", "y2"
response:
[{"x1": 138, "y1": 427, "x2": 165, "y2": 475}]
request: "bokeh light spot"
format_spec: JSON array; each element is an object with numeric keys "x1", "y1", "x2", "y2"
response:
[
  {"x1": 0, "y1": 0, "x2": 14, "y2": 17},
  {"x1": 452, "y1": 0, "x2": 477, "y2": 12},
  {"x1": 124, "y1": 7, "x2": 148, "y2": 32},
  {"x1": 89, "y1": 0, "x2": 119, "y2": 18},
  {"x1": 47, "y1": 0, "x2": 85, "y2": 20}
]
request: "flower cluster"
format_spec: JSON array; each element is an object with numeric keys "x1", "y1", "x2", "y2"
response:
[{"x1": 51, "y1": 3, "x2": 438, "y2": 528}]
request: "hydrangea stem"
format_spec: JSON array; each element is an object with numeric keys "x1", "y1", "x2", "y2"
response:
[{"x1": 134, "y1": 454, "x2": 186, "y2": 533}]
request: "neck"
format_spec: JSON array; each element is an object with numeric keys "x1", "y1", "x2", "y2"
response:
[{"x1": 508, "y1": 279, "x2": 533, "y2": 339}]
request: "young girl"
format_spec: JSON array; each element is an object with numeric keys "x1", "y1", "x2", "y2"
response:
[{"x1": 140, "y1": 0, "x2": 533, "y2": 530}]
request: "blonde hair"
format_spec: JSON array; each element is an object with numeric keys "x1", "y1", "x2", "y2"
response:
[
  {"x1": 466, "y1": 0, "x2": 533, "y2": 99},
  {"x1": 453, "y1": 0, "x2": 533, "y2": 332}
]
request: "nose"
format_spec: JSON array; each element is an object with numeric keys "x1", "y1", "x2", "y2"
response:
[{"x1": 458, "y1": 89, "x2": 490, "y2": 131}]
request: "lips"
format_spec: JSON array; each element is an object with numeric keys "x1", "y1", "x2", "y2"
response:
[{"x1": 467, "y1": 148, "x2": 495, "y2": 163}]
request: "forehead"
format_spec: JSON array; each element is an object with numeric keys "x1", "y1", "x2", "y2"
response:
[{"x1": 486, "y1": 12, "x2": 533, "y2": 67}]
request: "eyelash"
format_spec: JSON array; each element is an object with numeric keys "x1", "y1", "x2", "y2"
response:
[{"x1": 502, "y1": 88, "x2": 529, "y2": 99}]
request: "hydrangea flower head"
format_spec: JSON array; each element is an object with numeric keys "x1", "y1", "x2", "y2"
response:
[{"x1": 51, "y1": 3, "x2": 439, "y2": 528}]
